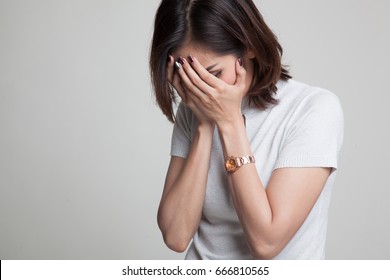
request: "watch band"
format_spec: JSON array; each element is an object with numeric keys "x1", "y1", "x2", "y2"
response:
[{"x1": 225, "y1": 155, "x2": 255, "y2": 173}]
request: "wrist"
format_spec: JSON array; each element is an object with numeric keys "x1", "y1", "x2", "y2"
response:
[
  {"x1": 217, "y1": 114, "x2": 252, "y2": 157},
  {"x1": 216, "y1": 114, "x2": 245, "y2": 135},
  {"x1": 197, "y1": 122, "x2": 215, "y2": 135}
]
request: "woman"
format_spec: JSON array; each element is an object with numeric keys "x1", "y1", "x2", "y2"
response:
[{"x1": 149, "y1": 0, "x2": 343, "y2": 260}]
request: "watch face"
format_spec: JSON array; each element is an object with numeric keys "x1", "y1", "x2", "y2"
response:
[{"x1": 225, "y1": 158, "x2": 237, "y2": 172}]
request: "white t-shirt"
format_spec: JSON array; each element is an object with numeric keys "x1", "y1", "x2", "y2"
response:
[{"x1": 170, "y1": 79, "x2": 344, "y2": 259}]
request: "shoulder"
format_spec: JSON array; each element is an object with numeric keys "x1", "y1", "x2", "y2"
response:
[
  {"x1": 273, "y1": 80, "x2": 344, "y2": 169},
  {"x1": 276, "y1": 79, "x2": 343, "y2": 117},
  {"x1": 172, "y1": 102, "x2": 198, "y2": 142}
]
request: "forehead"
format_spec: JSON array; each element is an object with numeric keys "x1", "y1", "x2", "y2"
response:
[
  {"x1": 173, "y1": 44, "x2": 235, "y2": 68},
  {"x1": 174, "y1": 44, "x2": 218, "y2": 63}
]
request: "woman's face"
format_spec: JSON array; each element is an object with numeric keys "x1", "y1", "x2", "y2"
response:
[{"x1": 173, "y1": 44, "x2": 253, "y2": 90}]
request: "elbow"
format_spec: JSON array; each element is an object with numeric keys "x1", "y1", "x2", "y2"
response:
[
  {"x1": 157, "y1": 209, "x2": 192, "y2": 253},
  {"x1": 158, "y1": 216, "x2": 190, "y2": 253},
  {"x1": 249, "y1": 242, "x2": 280, "y2": 260},
  {"x1": 162, "y1": 232, "x2": 190, "y2": 253}
]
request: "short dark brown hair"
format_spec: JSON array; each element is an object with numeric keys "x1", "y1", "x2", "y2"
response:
[{"x1": 150, "y1": 0, "x2": 291, "y2": 123}]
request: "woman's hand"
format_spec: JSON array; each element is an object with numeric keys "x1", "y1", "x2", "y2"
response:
[
  {"x1": 167, "y1": 55, "x2": 247, "y2": 128},
  {"x1": 167, "y1": 56, "x2": 213, "y2": 126}
]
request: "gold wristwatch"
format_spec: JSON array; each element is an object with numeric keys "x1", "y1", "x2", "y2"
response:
[{"x1": 225, "y1": 155, "x2": 255, "y2": 173}]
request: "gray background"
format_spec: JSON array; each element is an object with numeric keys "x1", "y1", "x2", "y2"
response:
[{"x1": 0, "y1": 0, "x2": 389, "y2": 259}]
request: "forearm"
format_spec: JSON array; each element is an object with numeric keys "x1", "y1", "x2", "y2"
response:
[
  {"x1": 217, "y1": 119, "x2": 279, "y2": 259},
  {"x1": 158, "y1": 124, "x2": 214, "y2": 252}
]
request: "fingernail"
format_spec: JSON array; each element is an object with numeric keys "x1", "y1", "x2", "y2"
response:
[
  {"x1": 188, "y1": 55, "x2": 195, "y2": 63},
  {"x1": 238, "y1": 58, "x2": 243, "y2": 66},
  {"x1": 178, "y1": 57, "x2": 185, "y2": 65},
  {"x1": 174, "y1": 61, "x2": 182, "y2": 71}
]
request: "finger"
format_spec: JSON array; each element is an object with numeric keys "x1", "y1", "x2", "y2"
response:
[
  {"x1": 172, "y1": 72, "x2": 187, "y2": 103},
  {"x1": 234, "y1": 58, "x2": 247, "y2": 89},
  {"x1": 176, "y1": 58, "x2": 210, "y2": 103},
  {"x1": 187, "y1": 55, "x2": 223, "y2": 89},
  {"x1": 182, "y1": 82, "x2": 204, "y2": 107},
  {"x1": 180, "y1": 57, "x2": 215, "y2": 96},
  {"x1": 167, "y1": 56, "x2": 187, "y2": 103},
  {"x1": 166, "y1": 55, "x2": 175, "y2": 84},
  {"x1": 166, "y1": 56, "x2": 179, "y2": 100}
]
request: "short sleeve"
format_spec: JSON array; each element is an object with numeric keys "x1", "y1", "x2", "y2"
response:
[
  {"x1": 170, "y1": 102, "x2": 194, "y2": 158},
  {"x1": 275, "y1": 90, "x2": 344, "y2": 170}
]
